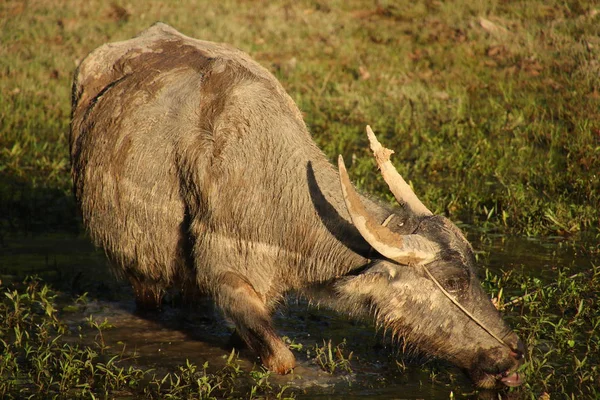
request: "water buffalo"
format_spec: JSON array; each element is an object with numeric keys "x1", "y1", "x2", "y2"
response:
[{"x1": 70, "y1": 23, "x2": 524, "y2": 388}]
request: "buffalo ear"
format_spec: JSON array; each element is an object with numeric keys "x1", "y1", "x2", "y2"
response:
[
  {"x1": 336, "y1": 269, "x2": 392, "y2": 297},
  {"x1": 361, "y1": 261, "x2": 399, "y2": 279}
]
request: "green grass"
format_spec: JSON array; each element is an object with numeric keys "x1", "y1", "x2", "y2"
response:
[
  {"x1": 308, "y1": 339, "x2": 353, "y2": 374},
  {"x1": 1, "y1": 0, "x2": 599, "y2": 236},
  {"x1": 0, "y1": 278, "x2": 296, "y2": 399},
  {"x1": 483, "y1": 264, "x2": 600, "y2": 398}
]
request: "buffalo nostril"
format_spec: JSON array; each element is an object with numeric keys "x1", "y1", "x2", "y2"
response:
[
  {"x1": 507, "y1": 338, "x2": 527, "y2": 361},
  {"x1": 510, "y1": 350, "x2": 524, "y2": 360}
]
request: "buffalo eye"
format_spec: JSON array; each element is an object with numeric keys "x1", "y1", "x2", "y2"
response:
[{"x1": 442, "y1": 276, "x2": 467, "y2": 293}]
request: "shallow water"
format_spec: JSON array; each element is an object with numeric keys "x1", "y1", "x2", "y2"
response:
[{"x1": 0, "y1": 232, "x2": 595, "y2": 398}]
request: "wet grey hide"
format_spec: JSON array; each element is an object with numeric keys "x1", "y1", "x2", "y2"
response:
[{"x1": 70, "y1": 23, "x2": 525, "y2": 388}]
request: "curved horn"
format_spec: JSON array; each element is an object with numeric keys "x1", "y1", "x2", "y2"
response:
[
  {"x1": 337, "y1": 155, "x2": 438, "y2": 265},
  {"x1": 366, "y1": 125, "x2": 432, "y2": 216}
]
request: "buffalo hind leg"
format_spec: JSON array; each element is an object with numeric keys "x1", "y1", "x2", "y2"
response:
[
  {"x1": 128, "y1": 275, "x2": 164, "y2": 311},
  {"x1": 215, "y1": 272, "x2": 295, "y2": 374}
]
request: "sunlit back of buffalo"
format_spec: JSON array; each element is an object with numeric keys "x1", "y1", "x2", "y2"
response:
[{"x1": 70, "y1": 23, "x2": 525, "y2": 388}]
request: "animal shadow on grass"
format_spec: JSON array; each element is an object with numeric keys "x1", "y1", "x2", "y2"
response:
[{"x1": 0, "y1": 173, "x2": 79, "y2": 238}]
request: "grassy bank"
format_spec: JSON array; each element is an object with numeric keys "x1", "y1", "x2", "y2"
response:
[{"x1": 1, "y1": 0, "x2": 599, "y2": 236}]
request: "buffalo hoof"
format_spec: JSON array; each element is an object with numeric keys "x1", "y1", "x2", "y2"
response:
[{"x1": 263, "y1": 345, "x2": 296, "y2": 374}]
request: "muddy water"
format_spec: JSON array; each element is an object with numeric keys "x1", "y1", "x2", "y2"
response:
[{"x1": 0, "y1": 232, "x2": 594, "y2": 398}]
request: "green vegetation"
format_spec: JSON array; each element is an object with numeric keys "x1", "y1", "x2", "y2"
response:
[
  {"x1": 0, "y1": 278, "x2": 296, "y2": 399},
  {"x1": 1, "y1": 0, "x2": 599, "y2": 236},
  {"x1": 308, "y1": 339, "x2": 353, "y2": 374},
  {"x1": 485, "y1": 264, "x2": 600, "y2": 398},
  {"x1": 1, "y1": 0, "x2": 599, "y2": 399}
]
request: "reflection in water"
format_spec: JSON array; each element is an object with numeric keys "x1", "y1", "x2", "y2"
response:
[{"x1": 0, "y1": 232, "x2": 595, "y2": 398}]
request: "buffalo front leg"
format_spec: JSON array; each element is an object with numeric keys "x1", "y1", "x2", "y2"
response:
[{"x1": 214, "y1": 272, "x2": 295, "y2": 374}]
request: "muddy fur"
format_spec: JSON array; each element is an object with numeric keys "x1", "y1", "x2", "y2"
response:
[{"x1": 70, "y1": 23, "x2": 524, "y2": 387}]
